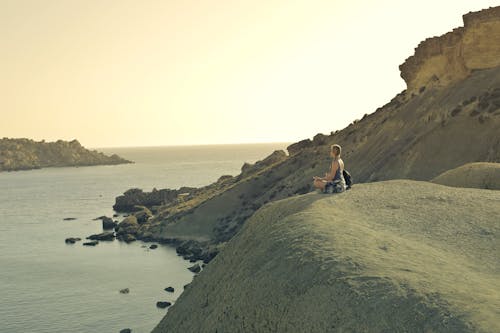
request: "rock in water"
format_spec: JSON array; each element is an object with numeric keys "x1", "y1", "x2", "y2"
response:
[
  {"x1": 156, "y1": 301, "x2": 172, "y2": 309},
  {"x1": 188, "y1": 264, "x2": 201, "y2": 273},
  {"x1": 86, "y1": 232, "x2": 115, "y2": 241},
  {"x1": 64, "y1": 237, "x2": 81, "y2": 244},
  {"x1": 63, "y1": 217, "x2": 77, "y2": 221},
  {"x1": 119, "y1": 288, "x2": 130, "y2": 294},
  {"x1": 82, "y1": 241, "x2": 98, "y2": 246},
  {"x1": 101, "y1": 216, "x2": 117, "y2": 230},
  {"x1": 119, "y1": 329, "x2": 132, "y2": 333},
  {"x1": 149, "y1": 244, "x2": 158, "y2": 249},
  {"x1": 164, "y1": 287, "x2": 174, "y2": 293}
]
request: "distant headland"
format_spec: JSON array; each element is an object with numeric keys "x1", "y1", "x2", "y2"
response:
[{"x1": 0, "y1": 138, "x2": 132, "y2": 172}]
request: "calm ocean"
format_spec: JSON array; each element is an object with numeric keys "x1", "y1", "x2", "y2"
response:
[{"x1": 0, "y1": 143, "x2": 287, "y2": 333}]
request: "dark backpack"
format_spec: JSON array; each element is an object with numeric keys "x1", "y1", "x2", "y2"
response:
[{"x1": 343, "y1": 169, "x2": 353, "y2": 190}]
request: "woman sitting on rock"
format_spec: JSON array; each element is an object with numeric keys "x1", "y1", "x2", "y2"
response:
[{"x1": 313, "y1": 144, "x2": 346, "y2": 193}]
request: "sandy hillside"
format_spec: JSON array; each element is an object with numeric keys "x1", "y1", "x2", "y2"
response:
[
  {"x1": 153, "y1": 180, "x2": 500, "y2": 333},
  {"x1": 432, "y1": 162, "x2": 500, "y2": 190}
]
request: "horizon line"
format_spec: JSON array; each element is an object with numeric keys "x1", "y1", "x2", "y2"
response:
[{"x1": 91, "y1": 141, "x2": 293, "y2": 150}]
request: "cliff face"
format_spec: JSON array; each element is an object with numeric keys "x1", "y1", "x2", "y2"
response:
[
  {"x1": 0, "y1": 138, "x2": 132, "y2": 171},
  {"x1": 400, "y1": 6, "x2": 500, "y2": 92},
  {"x1": 115, "y1": 6, "x2": 500, "y2": 269}
]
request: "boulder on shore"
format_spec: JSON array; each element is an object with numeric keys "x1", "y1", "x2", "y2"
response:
[{"x1": 188, "y1": 263, "x2": 201, "y2": 273}]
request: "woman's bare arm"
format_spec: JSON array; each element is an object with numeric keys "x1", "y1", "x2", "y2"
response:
[{"x1": 325, "y1": 160, "x2": 338, "y2": 181}]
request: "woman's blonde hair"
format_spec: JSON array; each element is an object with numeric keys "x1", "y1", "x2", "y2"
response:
[{"x1": 331, "y1": 144, "x2": 341, "y2": 157}]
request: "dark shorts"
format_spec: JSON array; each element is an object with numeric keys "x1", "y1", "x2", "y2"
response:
[{"x1": 324, "y1": 181, "x2": 345, "y2": 194}]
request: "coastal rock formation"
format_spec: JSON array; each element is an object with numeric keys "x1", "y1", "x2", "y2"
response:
[
  {"x1": 115, "y1": 216, "x2": 139, "y2": 238},
  {"x1": 133, "y1": 206, "x2": 153, "y2": 224},
  {"x1": 127, "y1": 7, "x2": 500, "y2": 256},
  {"x1": 153, "y1": 181, "x2": 500, "y2": 333},
  {"x1": 113, "y1": 188, "x2": 193, "y2": 212},
  {"x1": 0, "y1": 138, "x2": 131, "y2": 172},
  {"x1": 432, "y1": 162, "x2": 500, "y2": 190},
  {"x1": 93, "y1": 216, "x2": 117, "y2": 229},
  {"x1": 400, "y1": 6, "x2": 500, "y2": 92}
]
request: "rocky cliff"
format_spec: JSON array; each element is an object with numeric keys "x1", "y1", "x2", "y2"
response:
[
  {"x1": 0, "y1": 138, "x2": 132, "y2": 171},
  {"x1": 400, "y1": 6, "x2": 500, "y2": 92},
  {"x1": 111, "y1": 7, "x2": 500, "y2": 261},
  {"x1": 432, "y1": 162, "x2": 500, "y2": 190}
]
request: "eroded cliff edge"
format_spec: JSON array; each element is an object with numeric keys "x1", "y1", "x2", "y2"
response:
[{"x1": 400, "y1": 6, "x2": 500, "y2": 92}]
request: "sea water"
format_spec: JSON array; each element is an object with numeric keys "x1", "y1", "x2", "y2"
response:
[{"x1": 0, "y1": 143, "x2": 287, "y2": 333}]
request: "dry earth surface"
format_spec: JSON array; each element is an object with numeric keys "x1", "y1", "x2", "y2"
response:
[{"x1": 153, "y1": 180, "x2": 500, "y2": 333}]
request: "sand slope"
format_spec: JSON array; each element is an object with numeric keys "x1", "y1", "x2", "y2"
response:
[
  {"x1": 153, "y1": 180, "x2": 500, "y2": 333},
  {"x1": 432, "y1": 162, "x2": 500, "y2": 190}
]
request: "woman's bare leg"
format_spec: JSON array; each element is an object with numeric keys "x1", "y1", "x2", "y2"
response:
[{"x1": 313, "y1": 179, "x2": 326, "y2": 191}]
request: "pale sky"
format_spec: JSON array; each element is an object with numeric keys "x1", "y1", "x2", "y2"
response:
[{"x1": 1, "y1": 0, "x2": 499, "y2": 148}]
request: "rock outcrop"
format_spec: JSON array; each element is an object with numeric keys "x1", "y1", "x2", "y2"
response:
[
  {"x1": 113, "y1": 188, "x2": 190, "y2": 212},
  {"x1": 0, "y1": 138, "x2": 132, "y2": 171},
  {"x1": 432, "y1": 162, "x2": 500, "y2": 190},
  {"x1": 400, "y1": 6, "x2": 500, "y2": 92},
  {"x1": 153, "y1": 181, "x2": 500, "y2": 333}
]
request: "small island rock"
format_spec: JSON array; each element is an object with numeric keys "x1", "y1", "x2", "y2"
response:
[{"x1": 64, "y1": 237, "x2": 81, "y2": 244}]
